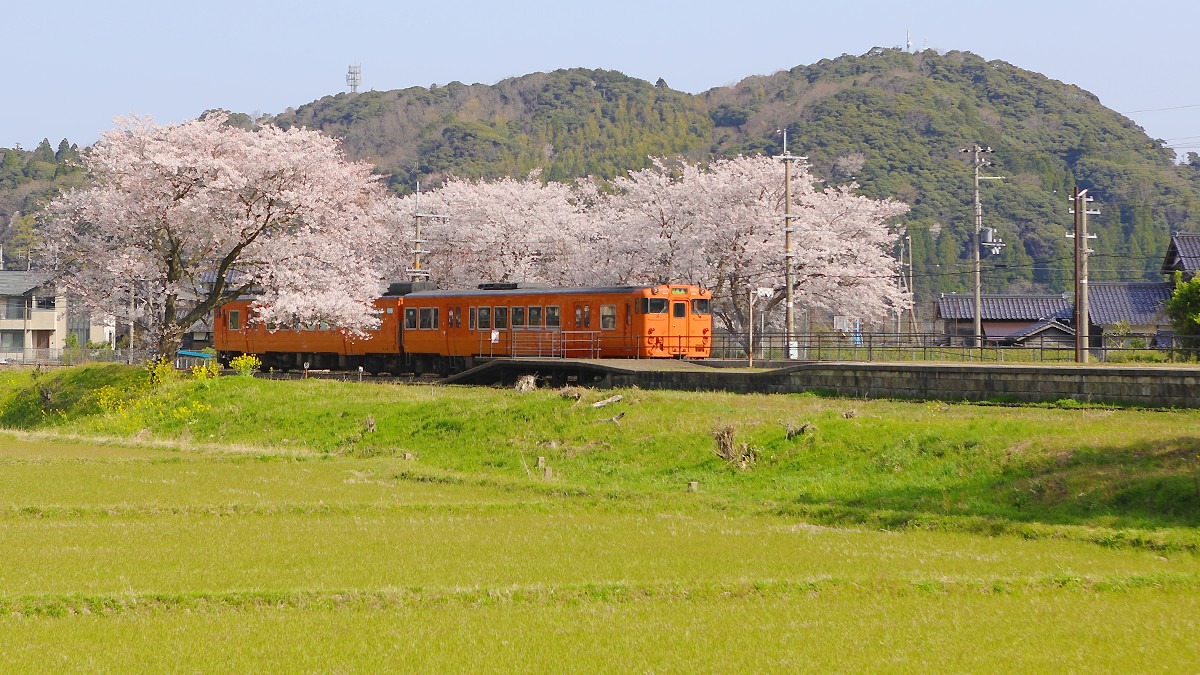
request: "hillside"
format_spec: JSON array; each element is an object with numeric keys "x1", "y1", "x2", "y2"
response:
[
  {"x1": 269, "y1": 49, "x2": 1200, "y2": 300},
  {"x1": 7, "y1": 49, "x2": 1200, "y2": 301}
]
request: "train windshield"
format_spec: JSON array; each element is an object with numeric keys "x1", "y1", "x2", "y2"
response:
[
  {"x1": 691, "y1": 299, "x2": 711, "y2": 315},
  {"x1": 641, "y1": 298, "x2": 669, "y2": 314}
]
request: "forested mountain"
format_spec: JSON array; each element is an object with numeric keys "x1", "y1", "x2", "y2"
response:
[
  {"x1": 0, "y1": 138, "x2": 86, "y2": 270},
  {"x1": 268, "y1": 49, "x2": 1200, "y2": 300},
  {"x1": 7, "y1": 48, "x2": 1200, "y2": 301}
]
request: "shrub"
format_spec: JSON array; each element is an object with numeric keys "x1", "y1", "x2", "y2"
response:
[
  {"x1": 191, "y1": 361, "x2": 221, "y2": 380},
  {"x1": 146, "y1": 357, "x2": 177, "y2": 385},
  {"x1": 229, "y1": 354, "x2": 262, "y2": 377}
]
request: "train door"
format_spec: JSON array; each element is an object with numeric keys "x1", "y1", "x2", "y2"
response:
[
  {"x1": 668, "y1": 298, "x2": 689, "y2": 355},
  {"x1": 568, "y1": 301, "x2": 594, "y2": 357}
]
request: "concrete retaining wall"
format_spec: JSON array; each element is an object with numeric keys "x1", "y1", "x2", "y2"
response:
[{"x1": 603, "y1": 362, "x2": 1200, "y2": 408}]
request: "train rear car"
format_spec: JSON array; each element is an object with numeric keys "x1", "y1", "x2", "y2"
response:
[{"x1": 214, "y1": 295, "x2": 406, "y2": 373}]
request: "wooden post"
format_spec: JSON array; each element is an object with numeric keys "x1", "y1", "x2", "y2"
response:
[
  {"x1": 687, "y1": 481, "x2": 699, "y2": 492},
  {"x1": 537, "y1": 456, "x2": 546, "y2": 470}
]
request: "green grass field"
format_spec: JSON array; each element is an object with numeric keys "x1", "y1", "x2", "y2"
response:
[{"x1": 1, "y1": 365, "x2": 1199, "y2": 671}]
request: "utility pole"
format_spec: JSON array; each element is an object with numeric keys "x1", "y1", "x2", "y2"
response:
[
  {"x1": 776, "y1": 129, "x2": 807, "y2": 359},
  {"x1": 906, "y1": 234, "x2": 916, "y2": 332},
  {"x1": 407, "y1": 182, "x2": 443, "y2": 283},
  {"x1": 960, "y1": 145, "x2": 1004, "y2": 349},
  {"x1": 1067, "y1": 188, "x2": 1099, "y2": 363}
]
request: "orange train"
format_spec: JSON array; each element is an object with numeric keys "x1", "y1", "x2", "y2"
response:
[{"x1": 214, "y1": 282, "x2": 714, "y2": 375}]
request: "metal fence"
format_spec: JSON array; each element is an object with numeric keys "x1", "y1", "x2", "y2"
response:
[
  {"x1": 0, "y1": 349, "x2": 161, "y2": 367},
  {"x1": 710, "y1": 331, "x2": 1186, "y2": 364}
]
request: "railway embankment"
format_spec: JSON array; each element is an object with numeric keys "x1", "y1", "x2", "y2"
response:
[{"x1": 451, "y1": 358, "x2": 1200, "y2": 408}]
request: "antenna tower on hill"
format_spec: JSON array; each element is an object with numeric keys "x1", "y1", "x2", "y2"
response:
[{"x1": 346, "y1": 64, "x2": 362, "y2": 94}]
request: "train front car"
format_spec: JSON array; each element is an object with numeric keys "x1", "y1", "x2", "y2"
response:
[
  {"x1": 398, "y1": 284, "x2": 713, "y2": 368},
  {"x1": 634, "y1": 284, "x2": 713, "y2": 358}
]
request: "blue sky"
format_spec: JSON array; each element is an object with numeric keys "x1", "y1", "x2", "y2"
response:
[{"x1": 5, "y1": 0, "x2": 1197, "y2": 157}]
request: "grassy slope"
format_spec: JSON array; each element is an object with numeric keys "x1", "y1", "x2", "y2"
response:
[{"x1": 2, "y1": 365, "x2": 1199, "y2": 541}]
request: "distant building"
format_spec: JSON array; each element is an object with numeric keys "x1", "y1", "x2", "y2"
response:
[
  {"x1": 936, "y1": 294, "x2": 1072, "y2": 345},
  {"x1": 1160, "y1": 232, "x2": 1200, "y2": 281},
  {"x1": 0, "y1": 271, "x2": 112, "y2": 357}
]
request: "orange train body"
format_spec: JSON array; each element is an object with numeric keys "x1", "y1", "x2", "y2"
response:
[{"x1": 214, "y1": 284, "x2": 713, "y2": 375}]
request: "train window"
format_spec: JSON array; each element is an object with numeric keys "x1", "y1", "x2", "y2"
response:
[
  {"x1": 641, "y1": 298, "x2": 668, "y2": 314},
  {"x1": 528, "y1": 306, "x2": 542, "y2": 327},
  {"x1": 691, "y1": 299, "x2": 711, "y2": 315},
  {"x1": 511, "y1": 306, "x2": 525, "y2": 328},
  {"x1": 455, "y1": 307, "x2": 463, "y2": 328},
  {"x1": 546, "y1": 306, "x2": 560, "y2": 328},
  {"x1": 404, "y1": 308, "x2": 418, "y2": 330},
  {"x1": 478, "y1": 306, "x2": 492, "y2": 330},
  {"x1": 419, "y1": 307, "x2": 439, "y2": 329},
  {"x1": 575, "y1": 305, "x2": 591, "y2": 328},
  {"x1": 600, "y1": 305, "x2": 616, "y2": 330},
  {"x1": 673, "y1": 302, "x2": 687, "y2": 318},
  {"x1": 494, "y1": 306, "x2": 508, "y2": 329},
  {"x1": 228, "y1": 310, "x2": 241, "y2": 330},
  {"x1": 469, "y1": 307, "x2": 477, "y2": 330},
  {"x1": 625, "y1": 303, "x2": 632, "y2": 326},
  {"x1": 386, "y1": 307, "x2": 394, "y2": 314}
]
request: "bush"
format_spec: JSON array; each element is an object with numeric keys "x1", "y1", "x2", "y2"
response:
[
  {"x1": 146, "y1": 357, "x2": 177, "y2": 385},
  {"x1": 229, "y1": 354, "x2": 262, "y2": 377},
  {"x1": 191, "y1": 361, "x2": 221, "y2": 380}
]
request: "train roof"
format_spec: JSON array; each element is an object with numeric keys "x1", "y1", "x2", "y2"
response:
[{"x1": 403, "y1": 285, "x2": 702, "y2": 299}]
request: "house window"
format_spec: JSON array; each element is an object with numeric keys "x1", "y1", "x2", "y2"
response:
[
  {"x1": 35, "y1": 297, "x2": 55, "y2": 310},
  {"x1": 0, "y1": 331, "x2": 22, "y2": 350},
  {"x1": 3, "y1": 297, "x2": 24, "y2": 320}
]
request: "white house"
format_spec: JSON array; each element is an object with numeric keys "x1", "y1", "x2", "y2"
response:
[{"x1": 0, "y1": 271, "x2": 112, "y2": 357}]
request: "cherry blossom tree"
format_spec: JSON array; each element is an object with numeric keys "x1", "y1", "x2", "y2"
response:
[
  {"x1": 43, "y1": 114, "x2": 399, "y2": 353},
  {"x1": 591, "y1": 155, "x2": 911, "y2": 332},
  {"x1": 396, "y1": 173, "x2": 592, "y2": 287}
]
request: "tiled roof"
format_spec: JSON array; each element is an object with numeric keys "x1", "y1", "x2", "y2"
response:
[
  {"x1": 1006, "y1": 318, "x2": 1075, "y2": 341},
  {"x1": 1086, "y1": 282, "x2": 1172, "y2": 326},
  {"x1": 1161, "y1": 232, "x2": 1200, "y2": 275},
  {"x1": 937, "y1": 294, "x2": 1071, "y2": 321},
  {"x1": 0, "y1": 271, "x2": 52, "y2": 297}
]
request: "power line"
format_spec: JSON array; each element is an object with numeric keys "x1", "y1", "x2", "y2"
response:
[{"x1": 1122, "y1": 103, "x2": 1200, "y2": 114}]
